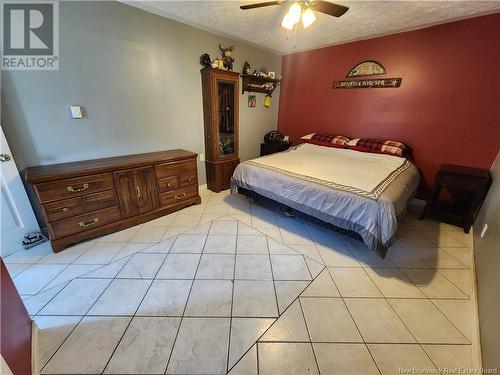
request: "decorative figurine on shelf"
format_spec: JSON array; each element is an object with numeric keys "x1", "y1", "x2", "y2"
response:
[
  {"x1": 264, "y1": 95, "x2": 272, "y2": 108},
  {"x1": 262, "y1": 82, "x2": 274, "y2": 91},
  {"x1": 243, "y1": 61, "x2": 251, "y2": 75},
  {"x1": 211, "y1": 59, "x2": 219, "y2": 68},
  {"x1": 219, "y1": 44, "x2": 235, "y2": 71},
  {"x1": 200, "y1": 53, "x2": 211, "y2": 68},
  {"x1": 259, "y1": 67, "x2": 268, "y2": 77}
]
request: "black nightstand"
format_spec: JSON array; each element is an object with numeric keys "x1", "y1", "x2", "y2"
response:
[
  {"x1": 420, "y1": 164, "x2": 492, "y2": 233},
  {"x1": 260, "y1": 143, "x2": 291, "y2": 156}
]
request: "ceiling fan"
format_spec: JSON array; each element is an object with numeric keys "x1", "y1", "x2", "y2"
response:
[{"x1": 240, "y1": 1, "x2": 349, "y2": 30}]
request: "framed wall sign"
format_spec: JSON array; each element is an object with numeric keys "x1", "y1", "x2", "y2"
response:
[{"x1": 333, "y1": 77, "x2": 402, "y2": 89}]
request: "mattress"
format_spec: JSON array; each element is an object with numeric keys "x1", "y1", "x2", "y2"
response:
[{"x1": 231, "y1": 143, "x2": 420, "y2": 257}]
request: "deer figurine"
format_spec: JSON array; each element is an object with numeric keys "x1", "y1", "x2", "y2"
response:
[{"x1": 219, "y1": 44, "x2": 235, "y2": 71}]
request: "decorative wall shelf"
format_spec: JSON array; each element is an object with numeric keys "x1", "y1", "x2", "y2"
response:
[{"x1": 240, "y1": 74, "x2": 280, "y2": 96}]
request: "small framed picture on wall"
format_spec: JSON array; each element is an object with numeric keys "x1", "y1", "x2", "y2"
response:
[
  {"x1": 268, "y1": 72, "x2": 276, "y2": 79},
  {"x1": 248, "y1": 94, "x2": 256, "y2": 107}
]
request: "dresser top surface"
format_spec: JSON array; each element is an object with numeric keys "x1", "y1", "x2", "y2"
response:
[{"x1": 25, "y1": 149, "x2": 197, "y2": 183}]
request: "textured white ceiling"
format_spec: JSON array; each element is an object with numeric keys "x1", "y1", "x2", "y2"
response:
[{"x1": 126, "y1": 1, "x2": 500, "y2": 55}]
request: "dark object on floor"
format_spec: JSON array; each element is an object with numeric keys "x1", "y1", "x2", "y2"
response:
[
  {"x1": 420, "y1": 164, "x2": 492, "y2": 233},
  {"x1": 200, "y1": 53, "x2": 211, "y2": 67},
  {"x1": 21, "y1": 232, "x2": 48, "y2": 249},
  {"x1": 283, "y1": 207, "x2": 295, "y2": 217},
  {"x1": 260, "y1": 142, "x2": 291, "y2": 156}
]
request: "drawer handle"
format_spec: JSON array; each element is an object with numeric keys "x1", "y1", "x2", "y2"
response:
[
  {"x1": 79, "y1": 218, "x2": 99, "y2": 227},
  {"x1": 175, "y1": 193, "x2": 186, "y2": 200},
  {"x1": 167, "y1": 183, "x2": 172, "y2": 188},
  {"x1": 136, "y1": 185, "x2": 141, "y2": 198},
  {"x1": 67, "y1": 183, "x2": 89, "y2": 193},
  {"x1": 62, "y1": 207, "x2": 70, "y2": 212},
  {"x1": 187, "y1": 178, "x2": 192, "y2": 182}
]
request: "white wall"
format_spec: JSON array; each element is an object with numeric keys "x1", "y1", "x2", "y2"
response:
[{"x1": 474, "y1": 150, "x2": 500, "y2": 369}]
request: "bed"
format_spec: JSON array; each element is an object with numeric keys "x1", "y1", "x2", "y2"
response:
[{"x1": 231, "y1": 142, "x2": 420, "y2": 257}]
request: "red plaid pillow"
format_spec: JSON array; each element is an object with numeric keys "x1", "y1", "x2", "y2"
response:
[
  {"x1": 301, "y1": 133, "x2": 350, "y2": 148},
  {"x1": 347, "y1": 138, "x2": 406, "y2": 157}
]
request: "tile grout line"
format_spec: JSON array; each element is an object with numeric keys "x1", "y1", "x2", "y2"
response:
[
  {"x1": 40, "y1": 226, "x2": 180, "y2": 373},
  {"x1": 226, "y1": 266, "x2": 323, "y2": 373},
  {"x1": 31, "y1": 281, "x2": 72, "y2": 316},
  {"x1": 297, "y1": 297, "x2": 322, "y2": 375},
  {"x1": 256, "y1": 341, "x2": 260, "y2": 375},
  {"x1": 162, "y1": 220, "x2": 214, "y2": 375},
  {"x1": 16, "y1": 197, "x2": 210, "y2": 372},
  {"x1": 226, "y1": 219, "x2": 239, "y2": 374},
  {"x1": 30, "y1": 230, "x2": 181, "y2": 312},
  {"x1": 33, "y1": 253, "x2": 135, "y2": 317},
  {"x1": 20, "y1": 195, "x2": 476, "y2": 374},
  {"x1": 37, "y1": 314, "x2": 85, "y2": 372},
  {"x1": 359, "y1": 266, "x2": 445, "y2": 372},
  {"x1": 101, "y1": 240, "x2": 175, "y2": 374},
  {"x1": 254, "y1": 339, "x2": 472, "y2": 345},
  {"x1": 39, "y1": 265, "x2": 124, "y2": 373},
  {"x1": 264, "y1": 235, "x2": 281, "y2": 319},
  {"x1": 322, "y1": 267, "x2": 383, "y2": 375},
  {"x1": 351, "y1": 240, "x2": 472, "y2": 342}
]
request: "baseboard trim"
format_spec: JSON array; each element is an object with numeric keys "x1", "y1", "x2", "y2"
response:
[
  {"x1": 31, "y1": 320, "x2": 39, "y2": 375},
  {"x1": 199, "y1": 184, "x2": 208, "y2": 191},
  {"x1": 469, "y1": 235, "x2": 483, "y2": 369}
]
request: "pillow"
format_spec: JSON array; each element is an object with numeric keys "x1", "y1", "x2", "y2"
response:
[
  {"x1": 301, "y1": 133, "x2": 350, "y2": 148},
  {"x1": 347, "y1": 138, "x2": 407, "y2": 157}
]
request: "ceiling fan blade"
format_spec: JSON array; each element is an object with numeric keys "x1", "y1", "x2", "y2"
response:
[
  {"x1": 240, "y1": 1, "x2": 284, "y2": 10},
  {"x1": 309, "y1": 1, "x2": 349, "y2": 17}
]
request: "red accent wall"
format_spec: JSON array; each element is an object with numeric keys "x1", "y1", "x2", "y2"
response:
[
  {"x1": 277, "y1": 14, "x2": 500, "y2": 196},
  {"x1": 1, "y1": 259, "x2": 32, "y2": 375}
]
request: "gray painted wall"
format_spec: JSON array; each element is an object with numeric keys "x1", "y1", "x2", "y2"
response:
[
  {"x1": 474, "y1": 150, "x2": 499, "y2": 370},
  {"x1": 1, "y1": 1, "x2": 281, "y2": 185}
]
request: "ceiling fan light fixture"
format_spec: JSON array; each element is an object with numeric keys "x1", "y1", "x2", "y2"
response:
[
  {"x1": 302, "y1": 7, "x2": 316, "y2": 28},
  {"x1": 288, "y1": 3, "x2": 302, "y2": 24},
  {"x1": 281, "y1": 12, "x2": 295, "y2": 30}
]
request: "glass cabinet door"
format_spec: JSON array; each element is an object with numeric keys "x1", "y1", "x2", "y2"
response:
[{"x1": 216, "y1": 80, "x2": 236, "y2": 157}]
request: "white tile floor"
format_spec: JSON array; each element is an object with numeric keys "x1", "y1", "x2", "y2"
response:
[{"x1": 2, "y1": 188, "x2": 480, "y2": 375}]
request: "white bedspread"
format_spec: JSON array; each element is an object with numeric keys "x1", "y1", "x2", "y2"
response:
[
  {"x1": 232, "y1": 143, "x2": 420, "y2": 256},
  {"x1": 244, "y1": 143, "x2": 411, "y2": 200}
]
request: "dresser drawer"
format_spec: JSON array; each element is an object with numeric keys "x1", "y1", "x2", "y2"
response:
[
  {"x1": 157, "y1": 176, "x2": 179, "y2": 193},
  {"x1": 155, "y1": 160, "x2": 196, "y2": 179},
  {"x1": 84, "y1": 190, "x2": 118, "y2": 212},
  {"x1": 159, "y1": 185, "x2": 198, "y2": 207},
  {"x1": 50, "y1": 206, "x2": 122, "y2": 239},
  {"x1": 43, "y1": 197, "x2": 86, "y2": 222},
  {"x1": 179, "y1": 172, "x2": 197, "y2": 187},
  {"x1": 35, "y1": 173, "x2": 114, "y2": 203}
]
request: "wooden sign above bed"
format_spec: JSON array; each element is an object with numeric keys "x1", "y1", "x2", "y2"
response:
[
  {"x1": 333, "y1": 60, "x2": 402, "y2": 89},
  {"x1": 333, "y1": 77, "x2": 402, "y2": 89}
]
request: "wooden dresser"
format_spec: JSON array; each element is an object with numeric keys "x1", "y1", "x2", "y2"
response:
[{"x1": 25, "y1": 149, "x2": 201, "y2": 252}]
